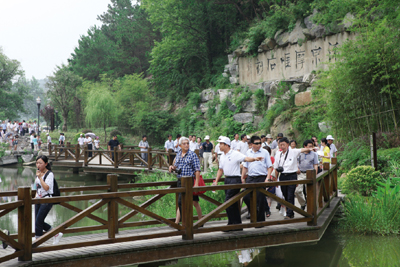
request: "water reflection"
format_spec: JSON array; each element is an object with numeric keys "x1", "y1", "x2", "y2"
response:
[
  {"x1": 128, "y1": 225, "x2": 400, "y2": 267},
  {"x1": 0, "y1": 166, "x2": 132, "y2": 235}
]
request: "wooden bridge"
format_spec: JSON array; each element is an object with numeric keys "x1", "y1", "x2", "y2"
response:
[
  {"x1": 0, "y1": 159, "x2": 341, "y2": 267},
  {"x1": 47, "y1": 143, "x2": 181, "y2": 175}
]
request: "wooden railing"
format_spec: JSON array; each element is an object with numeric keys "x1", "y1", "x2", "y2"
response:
[
  {"x1": 48, "y1": 144, "x2": 184, "y2": 171},
  {"x1": 0, "y1": 158, "x2": 338, "y2": 263}
]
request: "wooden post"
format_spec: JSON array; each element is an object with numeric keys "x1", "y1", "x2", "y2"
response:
[
  {"x1": 55, "y1": 145, "x2": 58, "y2": 161},
  {"x1": 323, "y1": 162, "x2": 330, "y2": 207},
  {"x1": 48, "y1": 143, "x2": 52, "y2": 156},
  {"x1": 66, "y1": 142, "x2": 71, "y2": 159},
  {"x1": 331, "y1": 158, "x2": 338, "y2": 195},
  {"x1": 99, "y1": 150, "x2": 102, "y2": 165},
  {"x1": 249, "y1": 189, "x2": 257, "y2": 223},
  {"x1": 18, "y1": 187, "x2": 32, "y2": 261},
  {"x1": 168, "y1": 149, "x2": 174, "y2": 165},
  {"x1": 114, "y1": 147, "x2": 118, "y2": 168},
  {"x1": 306, "y1": 170, "x2": 317, "y2": 226},
  {"x1": 84, "y1": 146, "x2": 88, "y2": 166},
  {"x1": 107, "y1": 174, "x2": 119, "y2": 237},
  {"x1": 75, "y1": 144, "x2": 79, "y2": 163},
  {"x1": 148, "y1": 147, "x2": 152, "y2": 171},
  {"x1": 194, "y1": 149, "x2": 199, "y2": 158},
  {"x1": 130, "y1": 153, "x2": 134, "y2": 166},
  {"x1": 181, "y1": 176, "x2": 193, "y2": 240}
]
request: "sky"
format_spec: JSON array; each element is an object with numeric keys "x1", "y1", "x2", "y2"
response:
[{"x1": 0, "y1": 0, "x2": 111, "y2": 80}]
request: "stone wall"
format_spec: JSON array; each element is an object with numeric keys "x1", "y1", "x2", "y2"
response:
[{"x1": 224, "y1": 12, "x2": 356, "y2": 86}]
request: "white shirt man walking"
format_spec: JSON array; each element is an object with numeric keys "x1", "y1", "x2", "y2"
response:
[
  {"x1": 327, "y1": 135, "x2": 337, "y2": 158},
  {"x1": 238, "y1": 134, "x2": 248, "y2": 155},
  {"x1": 274, "y1": 137, "x2": 314, "y2": 219},
  {"x1": 214, "y1": 137, "x2": 263, "y2": 230},
  {"x1": 231, "y1": 133, "x2": 240, "y2": 151},
  {"x1": 200, "y1": 135, "x2": 213, "y2": 172},
  {"x1": 165, "y1": 134, "x2": 175, "y2": 165},
  {"x1": 241, "y1": 136, "x2": 273, "y2": 223}
]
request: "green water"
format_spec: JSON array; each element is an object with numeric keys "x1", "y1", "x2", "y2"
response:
[{"x1": 1, "y1": 166, "x2": 400, "y2": 267}]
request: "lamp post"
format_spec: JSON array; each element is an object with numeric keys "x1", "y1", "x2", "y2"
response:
[
  {"x1": 36, "y1": 97, "x2": 41, "y2": 135},
  {"x1": 55, "y1": 110, "x2": 59, "y2": 130}
]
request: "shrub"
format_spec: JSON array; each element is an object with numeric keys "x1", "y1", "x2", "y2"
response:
[
  {"x1": 73, "y1": 133, "x2": 85, "y2": 143},
  {"x1": 110, "y1": 129, "x2": 122, "y2": 138},
  {"x1": 117, "y1": 135, "x2": 125, "y2": 145},
  {"x1": 341, "y1": 166, "x2": 384, "y2": 196}
]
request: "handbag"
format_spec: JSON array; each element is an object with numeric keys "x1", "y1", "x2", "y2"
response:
[{"x1": 193, "y1": 175, "x2": 206, "y2": 195}]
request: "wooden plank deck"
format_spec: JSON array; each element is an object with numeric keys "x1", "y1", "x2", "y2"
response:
[{"x1": 1, "y1": 197, "x2": 341, "y2": 267}]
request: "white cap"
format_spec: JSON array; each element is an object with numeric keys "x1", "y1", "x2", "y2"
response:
[
  {"x1": 327, "y1": 135, "x2": 334, "y2": 140},
  {"x1": 46, "y1": 133, "x2": 49, "y2": 135},
  {"x1": 80, "y1": 134, "x2": 83, "y2": 136},
  {"x1": 205, "y1": 135, "x2": 210, "y2": 140},
  {"x1": 217, "y1": 136, "x2": 231, "y2": 146},
  {"x1": 217, "y1": 136, "x2": 223, "y2": 141},
  {"x1": 246, "y1": 135, "x2": 250, "y2": 139}
]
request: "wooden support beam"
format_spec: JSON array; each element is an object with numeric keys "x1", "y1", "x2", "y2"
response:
[
  {"x1": 18, "y1": 187, "x2": 32, "y2": 261},
  {"x1": 181, "y1": 176, "x2": 193, "y2": 240},
  {"x1": 107, "y1": 174, "x2": 119, "y2": 237},
  {"x1": 306, "y1": 169, "x2": 317, "y2": 226}
]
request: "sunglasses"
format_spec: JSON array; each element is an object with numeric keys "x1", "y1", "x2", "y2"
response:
[{"x1": 253, "y1": 142, "x2": 262, "y2": 145}]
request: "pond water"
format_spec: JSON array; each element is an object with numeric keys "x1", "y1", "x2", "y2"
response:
[{"x1": 1, "y1": 165, "x2": 400, "y2": 267}]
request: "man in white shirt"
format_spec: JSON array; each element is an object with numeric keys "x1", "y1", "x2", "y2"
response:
[
  {"x1": 78, "y1": 134, "x2": 85, "y2": 148},
  {"x1": 32, "y1": 121, "x2": 38, "y2": 134},
  {"x1": 6, "y1": 120, "x2": 11, "y2": 133},
  {"x1": 189, "y1": 135, "x2": 199, "y2": 152},
  {"x1": 327, "y1": 135, "x2": 337, "y2": 158},
  {"x1": 238, "y1": 134, "x2": 249, "y2": 155},
  {"x1": 231, "y1": 133, "x2": 240, "y2": 151},
  {"x1": 213, "y1": 137, "x2": 263, "y2": 229},
  {"x1": 84, "y1": 134, "x2": 93, "y2": 157},
  {"x1": 165, "y1": 134, "x2": 175, "y2": 165},
  {"x1": 138, "y1": 135, "x2": 149, "y2": 165},
  {"x1": 274, "y1": 137, "x2": 313, "y2": 219},
  {"x1": 46, "y1": 133, "x2": 51, "y2": 144},
  {"x1": 174, "y1": 134, "x2": 181, "y2": 153},
  {"x1": 214, "y1": 136, "x2": 224, "y2": 163},
  {"x1": 270, "y1": 133, "x2": 283, "y2": 157},
  {"x1": 241, "y1": 136, "x2": 273, "y2": 223}
]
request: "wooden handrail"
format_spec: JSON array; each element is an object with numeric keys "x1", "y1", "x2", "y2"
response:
[{"x1": 1, "y1": 159, "x2": 338, "y2": 264}]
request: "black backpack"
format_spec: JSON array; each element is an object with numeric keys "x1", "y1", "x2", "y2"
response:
[{"x1": 43, "y1": 171, "x2": 61, "y2": 202}]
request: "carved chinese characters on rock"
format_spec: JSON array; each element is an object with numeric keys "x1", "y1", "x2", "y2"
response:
[
  {"x1": 268, "y1": 57, "x2": 276, "y2": 71},
  {"x1": 311, "y1": 47, "x2": 322, "y2": 66},
  {"x1": 295, "y1": 50, "x2": 305, "y2": 69},
  {"x1": 280, "y1": 53, "x2": 291, "y2": 69},
  {"x1": 256, "y1": 60, "x2": 263, "y2": 75},
  {"x1": 329, "y1": 42, "x2": 339, "y2": 62}
]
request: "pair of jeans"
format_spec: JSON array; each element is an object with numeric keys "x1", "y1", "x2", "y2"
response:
[
  {"x1": 141, "y1": 152, "x2": 148, "y2": 166},
  {"x1": 35, "y1": 202, "x2": 53, "y2": 237},
  {"x1": 243, "y1": 176, "x2": 267, "y2": 222},
  {"x1": 279, "y1": 172, "x2": 297, "y2": 217},
  {"x1": 88, "y1": 144, "x2": 93, "y2": 157},
  {"x1": 224, "y1": 177, "x2": 242, "y2": 225}
]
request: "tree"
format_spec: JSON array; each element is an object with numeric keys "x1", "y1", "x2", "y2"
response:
[
  {"x1": 85, "y1": 86, "x2": 118, "y2": 143},
  {"x1": 69, "y1": 0, "x2": 159, "y2": 81},
  {"x1": 46, "y1": 65, "x2": 82, "y2": 131},
  {"x1": 20, "y1": 77, "x2": 48, "y2": 119},
  {"x1": 0, "y1": 48, "x2": 29, "y2": 119}
]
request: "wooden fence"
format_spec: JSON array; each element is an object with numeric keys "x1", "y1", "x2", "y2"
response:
[
  {"x1": 0, "y1": 158, "x2": 338, "y2": 263},
  {"x1": 48, "y1": 144, "x2": 198, "y2": 171}
]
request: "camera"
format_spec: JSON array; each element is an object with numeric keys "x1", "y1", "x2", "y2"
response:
[
  {"x1": 173, "y1": 168, "x2": 182, "y2": 175},
  {"x1": 276, "y1": 166, "x2": 284, "y2": 173}
]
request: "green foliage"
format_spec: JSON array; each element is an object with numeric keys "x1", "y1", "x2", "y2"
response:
[
  {"x1": 46, "y1": 64, "x2": 83, "y2": 131},
  {"x1": 341, "y1": 177, "x2": 400, "y2": 235},
  {"x1": 110, "y1": 129, "x2": 122, "y2": 138},
  {"x1": 69, "y1": 0, "x2": 158, "y2": 81},
  {"x1": 73, "y1": 133, "x2": 84, "y2": 143},
  {"x1": 85, "y1": 84, "x2": 119, "y2": 143},
  {"x1": 116, "y1": 135, "x2": 125, "y2": 144},
  {"x1": 316, "y1": 0, "x2": 400, "y2": 140},
  {"x1": 341, "y1": 166, "x2": 383, "y2": 196},
  {"x1": 234, "y1": 88, "x2": 252, "y2": 113},
  {"x1": 134, "y1": 111, "x2": 175, "y2": 143},
  {"x1": 0, "y1": 48, "x2": 29, "y2": 119},
  {"x1": 254, "y1": 89, "x2": 268, "y2": 114}
]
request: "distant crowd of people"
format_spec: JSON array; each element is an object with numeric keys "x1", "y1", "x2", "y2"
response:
[{"x1": 0, "y1": 119, "x2": 42, "y2": 150}]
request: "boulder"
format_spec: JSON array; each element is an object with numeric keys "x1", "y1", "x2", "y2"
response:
[
  {"x1": 302, "y1": 73, "x2": 315, "y2": 85},
  {"x1": 304, "y1": 11, "x2": 326, "y2": 39},
  {"x1": 258, "y1": 38, "x2": 276, "y2": 51},
  {"x1": 295, "y1": 91, "x2": 312, "y2": 106},
  {"x1": 291, "y1": 83, "x2": 307, "y2": 93},
  {"x1": 234, "y1": 48, "x2": 244, "y2": 57},
  {"x1": 222, "y1": 72, "x2": 228, "y2": 78},
  {"x1": 228, "y1": 54, "x2": 238, "y2": 65},
  {"x1": 21, "y1": 154, "x2": 35, "y2": 163},
  {"x1": 243, "y1": 95, "x2": 257, "y2": 113},
  {"x1": 217, "y1": 89, "x2": 234, "y2": 102},
  {"x1": 229, "y1": 77, "x2": 239, "y2": 84},
  {"x1": 268, "y1": 97, "x2": 278, "y2": 108},
  {"x1": 201, "y1": 88, "x2": 216, "y2": 102},
  {"x1": 0, "y1": 155, "x2": 18, "y2": 166},
  {"x1": 342, "y1": 13, "x2": 355, "y2": 30},
  {"x1": 263, "y1": 82, "x2": 273, "y2": 95},
  {"x1": 199, "y1": 103, "x2": 208, "y2": 113},
  {"x1": 253, "y1": 116, "x2": 263, "y2": 128},
  {"x1": 226, "y1": 100, "x2": 237, "y2": 112},
  {"x1": 318, "y1": 122, "x2": 331, "y2": 133},
  {"x1": 270, "y1": 114, "x2": 294, "y2": 138},
  {"x1": 233, "y1": 113, "x2": 253, "y2": 124},
  {"x1": 288, "y1": 20, "x2": 306, "y2": 44},
  {"x1": 275, "y1": 30, "x2": 290, "y2": 47}
]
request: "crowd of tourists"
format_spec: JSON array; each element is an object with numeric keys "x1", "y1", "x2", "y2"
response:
[
  {"x1": 166, "y1": 132, "x2": 338, "y2": 230},
  {"x1": 0, "y1": 119, "x2": 42, "y2": 150}
]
